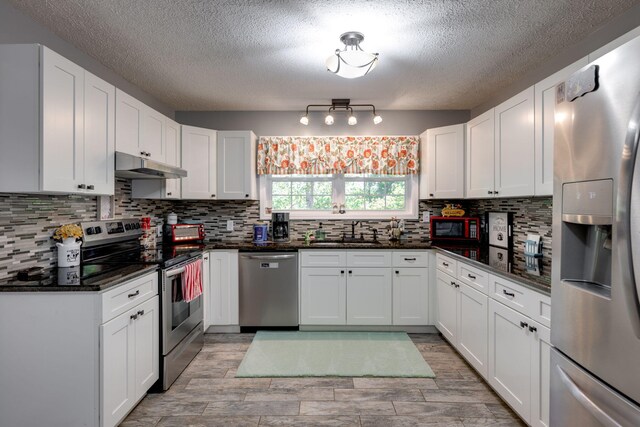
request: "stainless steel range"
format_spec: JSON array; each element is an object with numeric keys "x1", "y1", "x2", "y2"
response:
[{"x1": 81, "y1": 218, "x2": 204, "y2": 391}]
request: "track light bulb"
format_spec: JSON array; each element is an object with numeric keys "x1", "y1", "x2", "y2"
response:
[
  {"x1": 300, "y1": 115, "x2": 309, "y2": 125},
  {"x1": 348, "y1": 115, "x2": 357, "y2": 125},
  {"x1": 373, "y1": 114, "x2": 382, "y2": 124},
  {"x1": 325, "y1": 114, "x2": 334, "y2": 125}
]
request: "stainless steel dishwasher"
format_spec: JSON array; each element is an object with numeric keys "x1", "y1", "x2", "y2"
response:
[{"x1": 239, "y1": 251, "x2": 298, "y2": 327}]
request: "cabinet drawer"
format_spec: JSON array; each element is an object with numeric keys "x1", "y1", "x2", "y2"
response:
[
  {"x1": 435, "y1": 253, "x2": 457, "y2": 276},
  {"x1": 392, "y1": 251, "x2": 429, "y2": 268},
  {"x1": 457, "y1": 262, "x2": 489, "y2": 294},
  {"x1": 529, "y1": 290, "x2": 551, "y2": 328},
  {"x1": 489, "y1": 274, "x2": 533, "y2": 318},
  {"x1": 101, "y1": 272, "x2": 158, "y2": 323},
  {"x1": 346, "y1": 251, "x2": 392, "y2": 268},
  {"x1": 300, "y1": 250, "x2": 347, "y2": 267}
]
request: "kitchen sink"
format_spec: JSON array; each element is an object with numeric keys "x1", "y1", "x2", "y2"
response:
[{"x1": 310, "y1": 239, "x2": 382, "y2": 246}]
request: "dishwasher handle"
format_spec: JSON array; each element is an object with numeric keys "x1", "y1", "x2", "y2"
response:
[{"x1": 242, "y1": 254, "x2": 296, "y2": 260}]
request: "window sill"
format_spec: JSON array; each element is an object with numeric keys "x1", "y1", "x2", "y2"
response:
[{"x1": 259, "y1": 211, "x2": 419, "y2": 221}]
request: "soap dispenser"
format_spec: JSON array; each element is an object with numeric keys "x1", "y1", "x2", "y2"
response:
[{"x1": 315, "y1": 222, "x2": 327, "y2": 241}]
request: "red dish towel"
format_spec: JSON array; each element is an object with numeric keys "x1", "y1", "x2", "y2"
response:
[{"x1": 182, "y1": 259, "x2": 203, "y2": 303}]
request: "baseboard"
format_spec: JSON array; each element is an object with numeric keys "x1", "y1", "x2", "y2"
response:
[
  {"x1": 205, "y1": 325, "x2": 241, "y2": 333},
  {"x1": 299, "y1": 325, "x2": 438, "y2": 333}
]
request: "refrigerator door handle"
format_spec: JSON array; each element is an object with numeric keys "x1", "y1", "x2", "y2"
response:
[
  {"x1": 617, "y1": 92, "x2": 640, "y2": 339},
  {"x1": 557, "y1": 365, "x2": 621, "y2": 427}
]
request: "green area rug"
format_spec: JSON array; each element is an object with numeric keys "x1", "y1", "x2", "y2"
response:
[{"x1": 235, "y1": 331, "x2": 435, "y2": 378}]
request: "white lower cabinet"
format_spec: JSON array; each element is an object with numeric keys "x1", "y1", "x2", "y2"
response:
[
  {"x1": 205, "y1": 251, "x2": 239, "y2": 328},
  {"x1": 347, "y1": 268, "x2": 392, "y2": 325},
  {"x1": 435, "y1": 269, "x2": 488, "y2": 377},
  {"x1": 299, "y1": 250, "x2": 429, "y2": 327},
  {"x1": 0, "y1": 271, "x2": 159, "y2": 427},
  {"x1": 435, "y1": 270, "x2": 459, "y2": 343},
  {"x1": 392, "y1": 267, "x2": 429, "y2": 325},
  {"x1": 101, "y1": 295, "x2": 159, "y2": 427},
  {"x1": 457, "y1": 283, "x2": 488, "y2": 377},
  {"x1": 300, "y1": 267, "x2": 347, "y2": 325},
  {"x1": 488, "y1": 298, "x2": 550, "y2": 426}
]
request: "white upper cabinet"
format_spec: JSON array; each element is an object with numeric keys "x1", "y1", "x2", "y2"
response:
[
  {"x1": 466, "y1": 87, "x2": 535, "y2": 198},
  {"x1": 0, "y1": 45, "x2": 114, "y2": 195},
  {"x1": 181, "y1": 125, "x2": 217, "y2": 199},
  {"x1": 41, "y1": 47, "x2": 85, "y2": 193},
  {"x1": 534, "y1": 57, "x2": 589, "y2": 196},
  {"x1": 83, "y1": 71, "x2": 116, "y2": 195},
  {"x1": 115, "y1": 89, "x2": 166, "y2": 162},
  {"x1": 422, "y1": 123, "x2": 465, "y2": 199},
  {"x1": 466, "y1": 109, "x2": 495, "y2": 198},
  {"x1": 115, "y1": 89, "x2": 144, "y2": 157},
  {"x1": 494, "y1": 86, "x2": 535, "y2": 197},
  {"x1": 217, "y1": 131, "x2": 258, "y2": 200},
  {"x1": 164, "y1": 118, "x2": 182, "y2": 199},
  {"x1": 131, "y1": 117, "x2": 181, "y2": 200}
]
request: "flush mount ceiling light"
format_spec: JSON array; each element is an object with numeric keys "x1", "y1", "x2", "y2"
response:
[
  {"x1": 299, "y1": 99, "x2": 382, "y2": 126},
  {"x1": 326, "y1": 32, "x2": 379, "y2": 79}
]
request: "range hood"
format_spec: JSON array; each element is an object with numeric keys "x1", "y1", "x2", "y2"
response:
[{"x1": 115, "y1": 151, "x2": 187, "y2": 179}]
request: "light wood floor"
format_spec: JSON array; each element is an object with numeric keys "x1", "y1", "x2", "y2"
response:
[{"x1": 121, "y1": 333, "x2": 525, "y2": 426}]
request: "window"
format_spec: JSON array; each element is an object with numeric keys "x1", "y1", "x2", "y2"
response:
[{"x1": 260, "y1": 173, "x2": 418, "y2": 220}]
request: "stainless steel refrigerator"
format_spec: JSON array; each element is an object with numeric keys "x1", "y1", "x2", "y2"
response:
[{"x1": 551, "y1": 34, "x2": 640, "y2": 425}]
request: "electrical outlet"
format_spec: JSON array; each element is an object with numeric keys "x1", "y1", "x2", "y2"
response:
[
  {"x1": 422, "y1": 211, "x2": 430, "y2": 223},
  {"x1": 226, "y1": 220, "x2": 234, "y2": 231}
]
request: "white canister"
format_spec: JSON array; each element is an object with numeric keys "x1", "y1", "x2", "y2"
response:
[
  {"x1": 56, "y1": 237, "x2": 82, "y2": 267},
  {"x1": 167, "y1": 212, "x2": 178, "y2": 225}
]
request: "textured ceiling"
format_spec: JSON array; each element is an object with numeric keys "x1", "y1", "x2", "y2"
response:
[{"x1": 8, "y1": 0, "x2": 640, "y2": 111}]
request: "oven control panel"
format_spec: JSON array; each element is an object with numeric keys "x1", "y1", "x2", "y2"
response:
[{"x1": 81, "y1": 218, "x2": 143, "y2": 247}]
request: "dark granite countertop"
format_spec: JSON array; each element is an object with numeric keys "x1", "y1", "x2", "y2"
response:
[
  {"x1": 0, "y1": 264, "x2": 158, "y2": 293},
  {"x1": 432, "y1": 243, "x2": 551, "y2": 296},
  {"x1": 204, "y1": 239, "x2": 433, "y2": 251}
]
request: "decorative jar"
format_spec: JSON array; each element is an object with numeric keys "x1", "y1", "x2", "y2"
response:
[{"x1": 56, "y1": 237, "x2": 82, "y2": 267}]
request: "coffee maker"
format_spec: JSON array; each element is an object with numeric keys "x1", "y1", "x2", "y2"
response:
[{"x1": 272, "y1": 212, "x2": 290, "y2": 243}]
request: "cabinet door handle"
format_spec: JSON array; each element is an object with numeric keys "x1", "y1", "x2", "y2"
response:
[
  {"x1": 404, "y1": 257, "x2": 416, "y2": 261},
  {"x1": 245, "y1": 194, "x2": 249, "y2": 198},
  {"x1": 455, "y1": 284, "x2": 460, "y2": 288},
  {"x1": 211, "y1": 194, "x2": 216, "y2": 198},
  {"x1": 130, "y1": 313, "x2": 138, "y2": 320},
  {"x1": 140, "y1": 151, "x2": 145, "y2": 155},
  {"x1": 348, "y1": 270, "x2": 352, "y2": 274},
  {"x1": 520, "y1": 321, "x2": 529, "y2": 329},
  {"x1": 468, "y1": 274, "x2": 476, "y2": 279},
  {"x1": 137, "y1": 310, "x2": 145, "y2": 316},
  {"x1": 429, "y1": 193, "x2": 434, "y2": 197},
  {"x1": 204, "y1": 256, "x2": 209, "y2": 260},
  {"x1": 77, "y1": 184, "x2": 86, "y2": 189},
  {"x1": 442, "y1": 262, "x2": 449, "y2": 267},
  {"x1": 395, "y1": 270, "x2": 399, "y2": 274},
  {"x1": 87, "y1": 185, "x2": 94, "y2": 190},
  {"x1": 127, "y1": 290, "x2": 140, "y2": 298},
  {"x1": 450, "y1": 281, "x2": 456, "y2": 286},
  {"x1": 529, "y1": 325, "x2": 537, "y2": 333},
  {"x1": 503, "y1": 290, "x2": 515, "y2": 297},
  {"x1": 494, "y1": 191, "x2": 499, "y2": 195},
  {"x1": 340, "y1": 270, "x2": 345, "y2": 274},
  {"x1": 167, "y1": 192, "x2": 172, "y2": 196}
]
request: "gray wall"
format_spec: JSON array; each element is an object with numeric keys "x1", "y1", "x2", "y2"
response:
[
  {"x1": 470, "y1": 3, "x2": 640, "y2": 118},
  {"x1": 175, "y1": 110, "x2": 470, "y2": 136},
  {"x1": 0, "y1": 0, "x2": 174, "y2": 118}
]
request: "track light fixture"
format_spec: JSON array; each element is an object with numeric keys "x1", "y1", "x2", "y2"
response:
[{"x1": 299, "y1": 99, "x2": 382, "y2": 126}]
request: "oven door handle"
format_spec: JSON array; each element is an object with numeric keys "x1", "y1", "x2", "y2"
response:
[
  {"x1": 165, "y1": 266, "x2": 186, "y2": 278},
  {"x1": 242, "y1": 254, "x2": 296, "y2": 260}
]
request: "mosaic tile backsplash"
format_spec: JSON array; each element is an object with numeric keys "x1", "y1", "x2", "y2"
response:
[{"x1": 0, "y1": 179, "x2": 552, "y2": 282}]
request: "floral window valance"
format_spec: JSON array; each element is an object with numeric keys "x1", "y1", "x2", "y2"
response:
[{"x1": 257, "y1": 136, "x2": 420, "y2": 175}]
